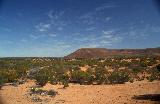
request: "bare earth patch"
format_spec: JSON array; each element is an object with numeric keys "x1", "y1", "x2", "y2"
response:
[{"x1": 0, "y1": 80, "x2": 160, "y2": 104}]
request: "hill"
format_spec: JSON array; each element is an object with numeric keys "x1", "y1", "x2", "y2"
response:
[{"x1": 64, "y1": 48, "x2": 160, "y2": 59}]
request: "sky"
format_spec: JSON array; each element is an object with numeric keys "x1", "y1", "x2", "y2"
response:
[{"x1": 0, "y1": 0, "x2": 160, "y2": 57}]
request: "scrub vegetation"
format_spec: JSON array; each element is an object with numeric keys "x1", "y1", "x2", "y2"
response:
[{"x1": 0, "y1": 55, "x2": 160, "y2": 88}]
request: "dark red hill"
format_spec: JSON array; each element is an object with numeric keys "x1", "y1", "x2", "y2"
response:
[{"x1": 64, "y1": 48, "x2": 160, "y2": 59}]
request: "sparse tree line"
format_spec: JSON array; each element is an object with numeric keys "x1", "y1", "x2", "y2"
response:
[{"x1": 0, "y1": 56, "x2": 160, "y2": 88}]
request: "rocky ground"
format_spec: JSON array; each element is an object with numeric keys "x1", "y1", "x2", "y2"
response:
[{"x1": 0, "y1": 80, "x2": 160, "y2": 104}]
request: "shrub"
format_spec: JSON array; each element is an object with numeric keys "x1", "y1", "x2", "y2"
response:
[
  {"x1": 108, "y1": 71, "x2": 130, "y2": 84},
  {"x1": 147, "y1": 70, "x2": 160, "y2": 82},
  {"x1": 0, "y1": 70, "x2": 18, "y2": 84},
  {"x1": 94, "y1": 67, "x2": 109, "y2": 84},
  {"x1": 0, "y1": 75, "x2": 5, "y2": 89},
  {"x1": 58, "y1": 74, "x2": 69, "y2": 88},
  {"x1": 132, "y1": 68, "x2": 141, "y2": 74},
  {"x1": 70, "y1": 70, "x2": 81, "y2": 83},
  {"x1": 30, "y1": 87, "x2": 44, "y2": 94},
  {"x1": 6, "y1": 70, "x2": 18, "y2": 83},
  {"x1": 47, "y1": 90, "x2": 58, "y2": 97},
  {"x1": 140, "y1": 62, "x2": 147, "y2": 67},
  {"x1": 70, "y1": 70, "x2": 94, "y2": 85},
  {"x1": 30, "y1": 87, "x2": 57, "y2": 97},
  {"x1": 35, "y1": 74, "x2": 48, "y2": 87},
  {"x1": 156, "y1": 64, "x2": 160, "y2": 72},
  {"x1": 14, "y1": 66, "x2": 28, "y2": 78},
  {"x1": 147, "y1": 75, "x2": 155, "y2": 82},
  {"x1": 49, "y1": 77, "x2": 58, "y2": 85},
  {"x1": 78, "y1": 71, "x2": 94, "y2": 85},
  {"x1": 34, "y1": 68, "x2": 54, "y2": 87},
  {"x1": 129, "y1": 77, "x2": 134, "y2": 83}
]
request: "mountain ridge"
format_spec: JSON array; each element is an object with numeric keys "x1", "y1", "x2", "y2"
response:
[{"x1": 64, "y1": 47, "x2": 160, "y2": 59}]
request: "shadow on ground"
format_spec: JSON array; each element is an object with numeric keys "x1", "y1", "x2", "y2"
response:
[{"x1": 132, "y1": 94, "x2": 160, "y2": 104}]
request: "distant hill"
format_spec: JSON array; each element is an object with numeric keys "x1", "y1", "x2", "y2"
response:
[{"x1": 64, "y1": 48, "x2": 160, "y2": 59}]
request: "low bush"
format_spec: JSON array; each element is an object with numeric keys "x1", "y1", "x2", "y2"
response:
[
  {"x1": 30, "y1": 87, "x2": 57, "y2": 97},
  {"x1": 70, "y1": 70, "x2": 94, "y2": 85},
  {"x1": 30, "y1": 87, "x2": 44, "y2": 94},
  {"x1": 0, "y1": 70, "x2": 18, "y2": 84},
  {"x1": 47, "y1": 90, "x2": 58, "y2": 97},
  {"x1": 108, "y1": 71, "x2": 130, "y2": 84},
  {"x1": 147, "y1": 70, "x2": 160, "y2": 82},
  {"x1": 34, "y1": 68, "x2": 54, "y2": 86},
  {"x1": 94, "y1": 67, "x2": 108, "y2": 84},
  {"x1": 156, "y1": 64, "x2": 160, "y2": 72},
  {"x1": 35, "y1": 73, "x2": 49, "y2": 87},
  {"x1": 132, "y1": 68, "x2": 141, "y2": 74},
  {"x1": 58, "y1": 74, "x2": 69, "y2": 88},
  {"x1": 0, "y1": 75, "x2": 5, "y2": 89}
]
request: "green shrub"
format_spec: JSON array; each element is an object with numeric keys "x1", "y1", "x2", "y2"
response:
[
  {"x1": 30, "y1": 87, "x2": 44, "y2": 94},
  {"x1": 35, "y1": 74, "x2": 48, "y2": 86},
  {"x1": 78, "y1": 71, "x2": 94, "y2": 85},
  {"x1": 108, "y1": 71, "x2": 130, "y2": 84},
  {"x1": 49, "y1": 77, "x2": 58, "y2": 85},
  {"x1": 140, "y1": 62, "x2": 147, "y2": 67},
  {"x1": 129, "y1": 77, "x2": 134, "y2": 83},
  {"x1": 147, "y1": 71, "x2": 160, "y2": 82},
  {"x1": 0, "y1": 75, "x2": 5, "y2": 89},
  {"x1": 35, "y1": 68, "x2": 54, "y2": 86},
  {"x1": 94, "y1": 67, "x2": 109, "y2": 84},
  {"x1": 47, "y1": 90, "x2": 58, "y2": 97},
  {"x1": 156, "y1": 64, "x2": 160, "y2": 72},
  {"x1": 30, "y1": 87, "x2": 57, "y2": 97},
  {"x1": 147, "y1": 76, "x2": 155, "y2": 82},
  {"x1": 0, "y1": 70, "x2": 18, "y2": 83},
  {"x1": 70, "y1": 70, "x2": 94, "y2": 85},
  {"x1": 132, "y1": 68, "x2": 141, "y2": 74},
  {"x1": 58, "y1": 74, "x2": 69, "y2": 88}
]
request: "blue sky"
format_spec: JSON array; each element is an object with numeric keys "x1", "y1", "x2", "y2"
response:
[{"x1": 0, "y1": 0, "x2": 160, "y2": 57}]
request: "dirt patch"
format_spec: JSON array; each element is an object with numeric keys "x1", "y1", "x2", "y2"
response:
[{"x1": 0, "y1": 81, "x2": 160, "y2": 104}]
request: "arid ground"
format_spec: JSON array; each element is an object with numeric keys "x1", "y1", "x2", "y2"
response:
[{"x1": 0, "y1": 80, "x2": 160, "y2": 104}]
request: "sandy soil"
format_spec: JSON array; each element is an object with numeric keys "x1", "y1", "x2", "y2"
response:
[{"x1": 0, "y1": 80, "x2": 160, "y2": 104}]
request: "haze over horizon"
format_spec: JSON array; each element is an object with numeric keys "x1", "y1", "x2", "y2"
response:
[{"x1": 0, "y1": 0, "x2": 160, "y2": 57}]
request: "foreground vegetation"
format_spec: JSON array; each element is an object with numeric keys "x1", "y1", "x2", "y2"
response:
[{"x1": 0, "y1": 55, "x2": 160, "y2": 88}]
